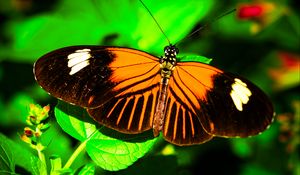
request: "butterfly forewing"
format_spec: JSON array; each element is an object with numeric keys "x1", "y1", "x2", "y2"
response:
[
  {"x1": 201, "y1": 72, "x2": 274, "y2": 137},
  {"x1": 34, "y1": 46, "x2": 160, "y2": 109},
  {"x1": 34, "y1": 46, "x2": 114, "y2": 107}
]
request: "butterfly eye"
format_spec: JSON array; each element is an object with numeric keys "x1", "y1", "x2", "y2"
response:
[{"x1": 164, "y1": 46, "x2": 169, "y2": 53}]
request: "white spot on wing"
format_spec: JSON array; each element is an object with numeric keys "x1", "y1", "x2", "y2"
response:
[
  {"x1": 69, "y1": 60, "x2": 90, "y2": 75},
  {"x1": 68, "y1": 53, "x2": 91, "y2": 67},
  {"x1": 67, "y1": 49, "x2": 91, "y2": 75},
  {"x1": 230, "y1": 78, "x2": 252, "y2": 111}
]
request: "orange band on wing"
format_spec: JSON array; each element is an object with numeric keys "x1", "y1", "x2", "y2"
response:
[
  {"x1": 172, "y1": 62, "x2": 224, "y2": 109},
  {"x1": 106, "y1": 48, "x2": 160, "y2": 94}
]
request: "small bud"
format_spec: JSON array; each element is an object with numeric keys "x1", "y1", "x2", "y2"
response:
[
  {"x1": 43, "y1": 105, "x2": 50, "y2": 113},
  {"x1": 24, "y1": 127, "x2": 34, "y2": 137},
  {"x1": 40, "y1": 123, "x2": 51, "y2": 131},
  {"x1": 29, "y1": 115, "x2": 38, "y2": 125},
  {"x1": 20, "y1": 134, "x2": 31, "y2": 144},
  {"x1": 28, "y1": 104, "x2": 50, "y2": 124}
]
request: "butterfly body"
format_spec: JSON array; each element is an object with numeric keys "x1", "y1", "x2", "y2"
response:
[
  {"x1": 153, "y1": 45, "x2": 178, "y2": 136},
  {"x1": 34, "y1": 45, "x2": 274, "y2": 146}
]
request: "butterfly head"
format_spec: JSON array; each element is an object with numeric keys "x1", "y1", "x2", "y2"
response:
[
  {"x1": 164, "y1": 45, "x2": 179, "y2": 58},
  {"x1": 160, "y1": 45, "x2": 178, "y2": 79}
]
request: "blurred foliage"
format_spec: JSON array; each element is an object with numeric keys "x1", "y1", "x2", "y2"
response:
[{"x1": 0, "y1": 0, "x2": 299, "y2": 174}]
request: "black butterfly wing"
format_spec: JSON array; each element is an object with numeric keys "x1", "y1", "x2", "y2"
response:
[
  {"x1": 34, "y1": 46, "x2": 160, "y2": 107},
  {"x1": 34, "y1": 46, "x2": 162, "y2": 133},
  {"x1": 164, "y1": 61, "x2": 273, "y2": 145},
  {"x1": 87, "y1": 79, "x2": 161, "y2": 134},
  {"x1": 162, "y1": 91, "x2": 213, "y2": 146},
  {"x1": 201, "y1": 71, "x2": 274, "y2": 137}
]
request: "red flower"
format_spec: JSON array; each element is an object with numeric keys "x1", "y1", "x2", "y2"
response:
[
  {"x1": 238, "y1": 4, "x2": 264, "y2": 19},
  {"x1": 237, "y1": 2, "x2": 275, "y2": 20},
  {"x1": 269, "y1": 52, "x2": 300, "y2": 90}
]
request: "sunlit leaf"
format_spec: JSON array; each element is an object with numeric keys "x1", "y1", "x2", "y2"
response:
[
  {"x1": 31, "y1": 156, "x2": 47, "y2": 175},
  {"x1": 86, "y1": 130, "x2": 157, "y2": 171},
  {"x1": 2, "y1": 0, "x2": 107, "y2": 62},
  {"x1": 55, "y1": 101, "x2": 98, "y2": 141},
  {"x1": 178, "y1": 54, "x2": 212, "y2": 63},
  {"x1": 55, "y1": 101, "x2": 158, "y2": 171},
  {"x1": 134, "y1": 0, "x2": 215, "y2": 52},
  {"x1": 50, "y1": 155, "x2": 62, "y2": 174},
  {"x1": 0, "y1": 133, "x2": 41, "y2": 174},
  {"x1": 1, "y1": 0, "x2": 215, "y2": 62}
]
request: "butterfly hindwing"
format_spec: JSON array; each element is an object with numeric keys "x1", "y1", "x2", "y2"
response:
[
  {"x1": 162, "y1": 93, "x2": 213, "y2": 146},
  {"x1": 88, "y1": 80, "x2": 160, "y2": 134}
]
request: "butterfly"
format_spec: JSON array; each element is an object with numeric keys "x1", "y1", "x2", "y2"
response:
[{"x1": 33, "y1": 43, "x2": 274, "y2": 146}]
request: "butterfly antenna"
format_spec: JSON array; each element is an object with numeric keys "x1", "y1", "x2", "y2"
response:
[
  {"x1": 175, "y1": 8, "x2": 236, "y2": 46},
  {"x1": 139, "y1": 0, "x2": 171, "y2": 45}
]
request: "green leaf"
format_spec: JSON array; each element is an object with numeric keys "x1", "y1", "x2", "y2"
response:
[
  {"x1": 55, "y1": 101, "x2": 97, "y2": 142},
  {"x1": 77, "y1": 163, "x2": 95, "y2": 175},
  {"x1": 86, "y1": 129, "x2": 157, "y2": 171},
  {"x1": 50, "y1": 155, "x2": 62, "y2": 174},
  {"x1": 31, "y1": 156, "x2": 47, "y2": 175},
  {"x1": 0, "y1": 133, "x2": 15, "y2": 174},
  {"x1": 2, "y1": 0, "x2": 107, "y2": 62},
  {"x1": 2, "y1": 0, "x2": 215, "y2": 62},
  {"x1": 178, "y1": 54, "x2": 212, "y2": 63},
  {"x1": 0, "y1": 133, "x2": 39, "y2": 174},
  {"x1": 36, "y1": 121, "x2": 86, "y2": 171},
  {"x1": 133, "y1": 0, "x2": 215, "y2": 53},
  {"x1": 55, "y1": 101, "x2": 158, "y2": 171}
]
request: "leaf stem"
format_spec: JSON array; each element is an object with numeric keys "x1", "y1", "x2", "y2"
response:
[{"x1": 63, "y1": 140, "x2": 87, "y2": 169}]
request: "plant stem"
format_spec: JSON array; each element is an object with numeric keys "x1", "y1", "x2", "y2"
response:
[
  {"x1": 37, "y1": 149, "x2": 48, "y2": 174},
  {"x1": 63, "y1": 140, "x2": 87, "y2": 169},
  {"x1": 38, "y1": 149, "x2": 46, "y2": 163}
]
